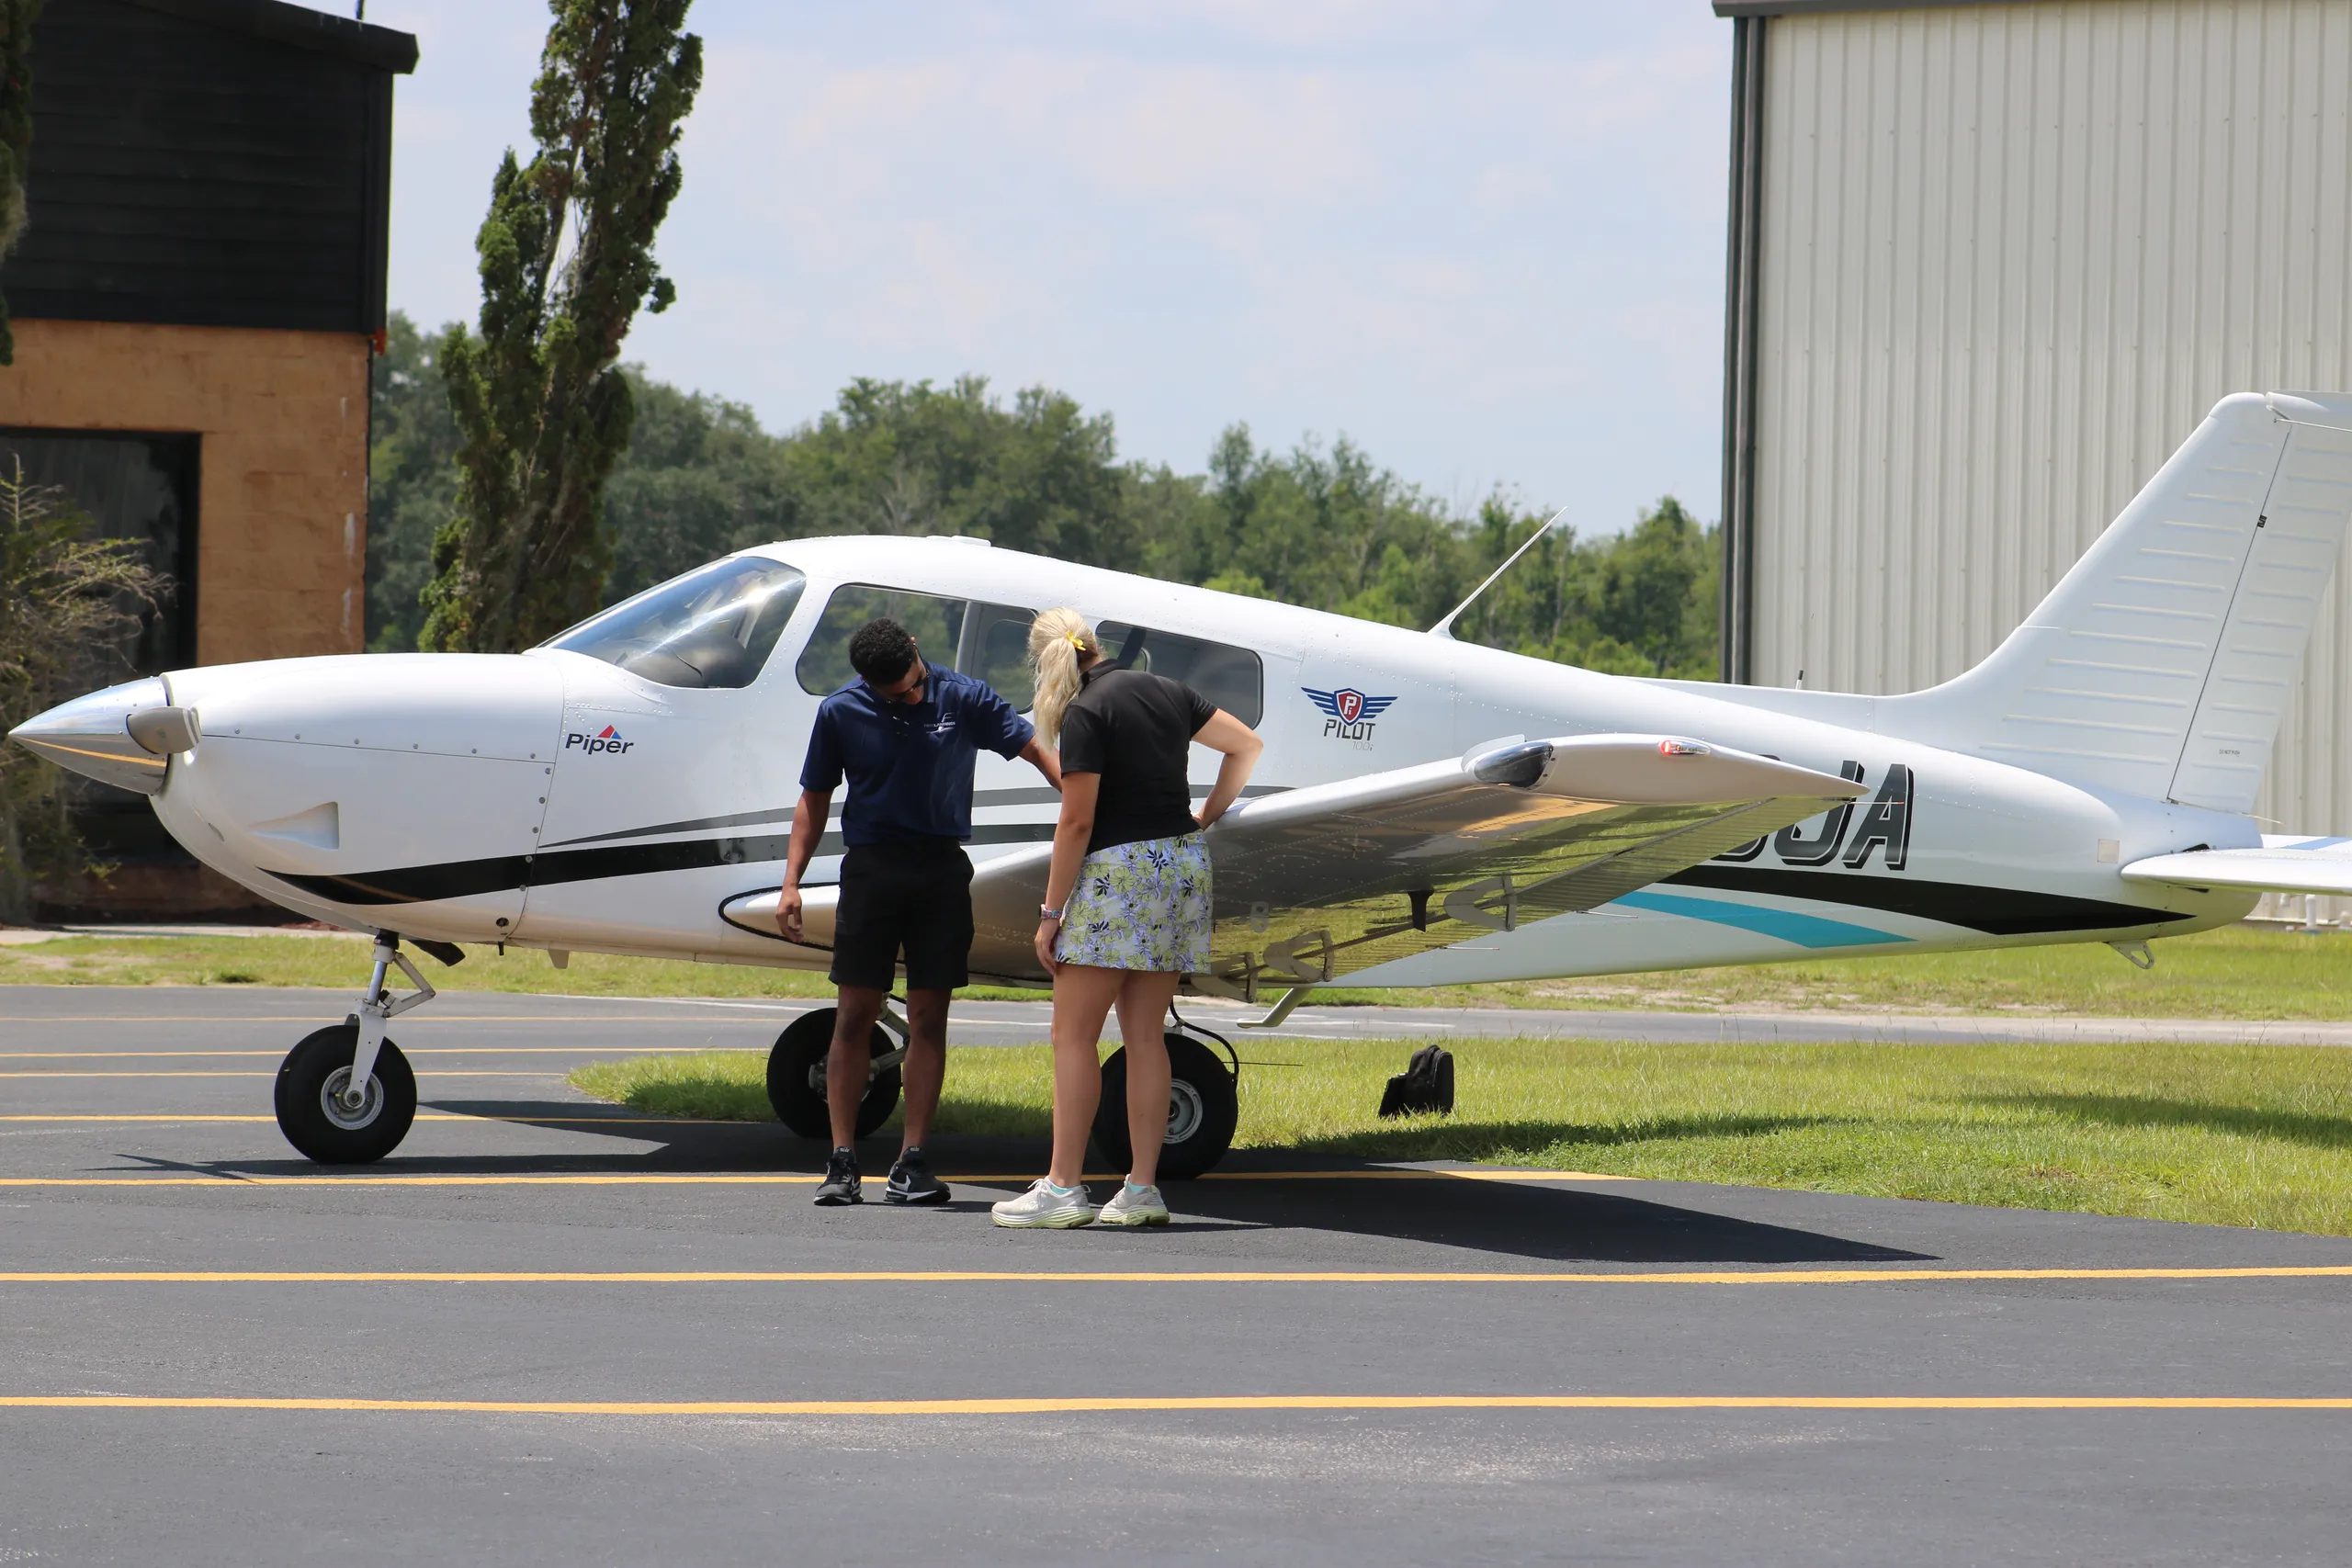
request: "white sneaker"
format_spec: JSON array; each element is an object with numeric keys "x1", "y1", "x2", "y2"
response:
[
  {"x1": 1095, "y1": 1181, "x2": 1170, "y2": 1227},
  {"x1": 990, "y1": 1179, "x2": 1096, "y2": 1228}
]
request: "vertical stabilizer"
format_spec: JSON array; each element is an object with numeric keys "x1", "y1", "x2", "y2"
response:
[{"x1": 1883, "y1": 393, "x2": 2352, "y2": 813}]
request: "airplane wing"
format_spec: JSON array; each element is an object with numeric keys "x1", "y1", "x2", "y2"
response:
[
  {"x1": 723, "y1": 736, "x2": 1861, "y2": 989},
  {"x1": 2120, "y1": 836, "x2": 2352, "y2": 898},
  {"x1": 945, "y1": 734, "x2": 1854, "y2": 992}
]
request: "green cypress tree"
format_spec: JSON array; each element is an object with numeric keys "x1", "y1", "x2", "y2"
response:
[
  {"x1": 0, "y1": 0, "x2": 45, "y2": 368},
  {"x1": 420, "y1": 0, "x2": 702, "y2": 653}
]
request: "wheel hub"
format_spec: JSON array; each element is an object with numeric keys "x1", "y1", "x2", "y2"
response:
[
  {"x1": 1166, "y1": 1080, "x2": 1204, "y2": 1144},
  {"x1": 320, "y1": 1066, "x2": 383, "y2": 1130}
]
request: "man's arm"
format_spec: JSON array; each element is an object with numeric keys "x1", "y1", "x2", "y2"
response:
[
  {"x1": 1019, "y1": 735, "x2": 1063, "y2": 792},
  {"x1": 777, "y1": 786, "x2": 833, "y2": 942}
]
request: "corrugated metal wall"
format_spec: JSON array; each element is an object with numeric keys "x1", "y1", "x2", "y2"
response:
[{"x1": 1749, "y1": 0, "x2": 2352, "y2": 840}]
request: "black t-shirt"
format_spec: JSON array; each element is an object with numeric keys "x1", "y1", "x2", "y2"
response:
[{"x1": 1058, "y1": 665, "x2": 1218, "y2": 853}]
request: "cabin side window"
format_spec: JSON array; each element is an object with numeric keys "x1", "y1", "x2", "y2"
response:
[
  {"x1": 542, "y1": 558, "x2": 808, "y2": 689},
  {"x1": 796, "y1": 585, "x2": 1041, "y2": 709},
  {"x1": 1095, "y1": 621, "x2": 1263, "y2": 727}
]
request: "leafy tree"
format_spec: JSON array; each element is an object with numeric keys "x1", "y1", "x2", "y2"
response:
[
  {"x1": 366, "y1": 315, "x2": 461, "y2": 652},
  {"x1": 781, "y1": 377, "x2": 1132, "y2": 566},
  {"x1": 0, "y1": 460, "x2": 164, "y2": 920},
  {"x1": 364, "y1": 332, "x2": 1722, "y2": 681},
  {"x1": 603, "y1": 377, "x2": 797, "y2": 599},
  {"x1": 419, "y1": 0, "x2": 703, "y2": 653},
  {"x1": 0, "y1": 0, "x2": 43, "y2": 367}
]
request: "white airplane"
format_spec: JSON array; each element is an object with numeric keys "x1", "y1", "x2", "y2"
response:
[{"x1": 18, "y1": 391, "x2": 2352, "y2": 1177}]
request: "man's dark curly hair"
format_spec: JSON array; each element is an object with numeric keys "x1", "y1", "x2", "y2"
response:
[{"x1": 848, "y1": 617, "x2": 919, "y2": 683}]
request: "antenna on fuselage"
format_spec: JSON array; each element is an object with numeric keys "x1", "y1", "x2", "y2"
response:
[{"x1": 1427, "y1": 504, "x2": 1570, "y2": 640}]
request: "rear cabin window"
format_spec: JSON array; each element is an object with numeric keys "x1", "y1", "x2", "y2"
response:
[
  {"x1": 796, "y1": 585, "x2": 1041, "y2": 709},
  {"x1": 542, "y1": 558, "x2": 808, "y2": 688},
  {"x1": 1096, "y1": 621, "x2": 1263, "y2": 727}
]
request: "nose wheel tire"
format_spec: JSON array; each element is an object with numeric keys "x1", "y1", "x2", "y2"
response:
[
  {"x1": 766, "y1": 1008, "x2": 901, "y2": 1141},
  {"x1": 1091, "y1": 1032, "x2": 1238, "y2": 1180},
  {"x1": 274, "y1": 1022, "x2": 417, "y2": 1164}
]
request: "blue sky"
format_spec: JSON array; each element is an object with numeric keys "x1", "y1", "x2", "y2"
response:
[{"x1": 362, "y1": 2, "x2": 1733, "y2": 535}]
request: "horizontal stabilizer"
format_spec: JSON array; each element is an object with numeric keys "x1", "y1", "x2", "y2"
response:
[{"x1": 2120, "y1": 837, "x2": 2352, "y2": 897}]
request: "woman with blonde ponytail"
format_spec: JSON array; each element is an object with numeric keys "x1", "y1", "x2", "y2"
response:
[
  {"x1": 1026, "y1": 608, "x2": 1093, "y2": 749},
  {"x1": 991, "y1": 608, "x2": 1263, "y2": 1229}
]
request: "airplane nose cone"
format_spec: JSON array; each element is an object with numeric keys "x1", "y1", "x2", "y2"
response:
[{"x1": 8, "y1": 676, "x2": 181, "y2": 795}]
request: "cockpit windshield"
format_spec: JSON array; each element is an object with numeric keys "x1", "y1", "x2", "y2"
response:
[{"x1": 541, "y1": 558, "x2": 808, "y2": 689}]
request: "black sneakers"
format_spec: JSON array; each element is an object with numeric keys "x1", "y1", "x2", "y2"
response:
[
  {"x1": 815, "y1": 1145, "x2": 946, "y2": 1206},
  {"x1": 886, "y1": 1146, "x2": 948, "y2": 1205},
  {"x1": 813, "y1": 1146, "x2": 861, "y2": 1205}
]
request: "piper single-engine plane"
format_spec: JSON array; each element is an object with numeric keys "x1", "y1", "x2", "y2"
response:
[{"x1": 19, "y1": 392, "x2": 2352, "y2": 1175}]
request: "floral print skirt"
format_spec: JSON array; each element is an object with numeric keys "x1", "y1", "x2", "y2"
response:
[{"x1": 1054, "y1": 831, "x2": 1214, "y2": 973}]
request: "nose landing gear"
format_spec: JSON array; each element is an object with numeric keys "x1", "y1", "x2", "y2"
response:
[{"x1": 273, "y1": 932, "x2": 441, "y2": 1164}]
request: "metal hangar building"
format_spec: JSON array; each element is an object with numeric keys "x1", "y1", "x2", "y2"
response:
[{"x1": 1713, "y1": 0, "x2": 2352, "y2": 863}]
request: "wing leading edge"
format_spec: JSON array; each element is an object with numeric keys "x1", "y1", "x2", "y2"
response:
[{"x1": 946, "y1": 735, "x2": 1860, "y2": 993}]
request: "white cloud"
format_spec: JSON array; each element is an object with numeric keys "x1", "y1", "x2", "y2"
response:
[{"x1": 369, "y1": 0, "x2": 1733, "y2": 531}]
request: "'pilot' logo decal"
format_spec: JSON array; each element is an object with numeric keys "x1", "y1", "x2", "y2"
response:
[
  {"x1": 565, "y1": 724, "x2": 635, "y2": 756},
  {"x1": 1304, "y1": 686, "x2": 1395, "y2": 749}
]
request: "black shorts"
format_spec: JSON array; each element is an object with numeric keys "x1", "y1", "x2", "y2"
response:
[{"x1": 828, "y1": 840, "x2": 975, "y2": 991}]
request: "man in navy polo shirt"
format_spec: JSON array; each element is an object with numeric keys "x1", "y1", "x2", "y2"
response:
[{"x1": 779, "y1": 616, "x2": 1060, "y2": 1206}]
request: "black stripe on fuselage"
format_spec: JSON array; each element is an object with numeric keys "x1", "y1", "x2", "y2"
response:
[
  {"x1": 267, "y1": 824, "x2": 1057, "y2": 907},
  {"x1": 268, "y1": 829, "x2": 2190, "y2": 934},
  {"x1": 1659, "y1": 864, "x2": 2191, "y2": 936}
]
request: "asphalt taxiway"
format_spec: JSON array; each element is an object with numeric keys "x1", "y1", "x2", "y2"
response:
[{"x1": 4, "y1": 986, "x2": 2351, "y2": 1565}]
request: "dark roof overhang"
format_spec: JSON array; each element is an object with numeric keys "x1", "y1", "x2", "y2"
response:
[{"x1": 119, "y1": 0, "x2": 418, "y2": 73}]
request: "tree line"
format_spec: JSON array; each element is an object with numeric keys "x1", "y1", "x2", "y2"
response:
[{"x1": 368, "y1": 311, "x2": 1723, "y2": 681}]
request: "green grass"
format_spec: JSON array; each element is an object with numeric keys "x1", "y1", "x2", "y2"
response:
[
  {"x1": 6, "y1": 922, "x2": 2351, "y2": 1018},
  {"x1": 571, "y1": 1036, "x2": 2352, "y2": 1236}
]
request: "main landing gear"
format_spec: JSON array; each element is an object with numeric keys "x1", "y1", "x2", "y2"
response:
[
  {"x1": 274, "y1": 932, "x2": 449, "y2": 1164},
  {"x1": 766, "y1": 1004, "x2": 1241, "y2": 1179},
  {"x1": 765, "y1": 1007, "x2": 906, "y2": 1140},
  {"x1": 1094, "y1": 1023, "x2": 1239, "y2": 1181}
]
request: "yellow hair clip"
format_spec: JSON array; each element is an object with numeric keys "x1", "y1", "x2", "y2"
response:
[{"x1": 1067, "y1": 631, "x2": 1089, "y2": 651}]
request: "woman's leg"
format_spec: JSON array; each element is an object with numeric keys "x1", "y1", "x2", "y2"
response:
[
  {"x1": 1114, "y1": 971, "x2": 1183, "y2": 1187},
  {"x1": 1047, "y1": 964, "x2": 1124, "y2": 1188}
]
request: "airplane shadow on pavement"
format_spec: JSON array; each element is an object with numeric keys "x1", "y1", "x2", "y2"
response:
[{"x1": 153, "y1": 1095, "x2": 1934, "y2": 1267}]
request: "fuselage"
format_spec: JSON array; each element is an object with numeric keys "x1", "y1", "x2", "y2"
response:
[{"x1": 111, "y1": 536, "x2": 2256, "y2": 983}]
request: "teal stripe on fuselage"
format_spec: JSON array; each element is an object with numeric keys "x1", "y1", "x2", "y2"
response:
[{"x1": 1607, "y1": 889, "x2": 1910, "y2": 950}]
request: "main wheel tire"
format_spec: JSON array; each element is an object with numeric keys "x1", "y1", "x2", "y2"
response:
[
  {"x1": 766, "y1": 1008, "x2": 901, "y2": 1141},
  {"x1": 1091, "y1": 1032, "x2": 1238, "y2": 1181},
  {"x1": 273, "y1": 1023, "x2": 418, "y2": 1165}
]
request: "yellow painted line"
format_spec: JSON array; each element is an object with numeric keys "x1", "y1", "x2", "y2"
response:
[
  {"x1": 0, "y1": 1048, "x2": 770, "y2": 1059},
  {"x1": 4, "y1": 1266, "x2": 2350, "y2": 1285},
  {"x1": 0, "y1": 1168, "x2": 1620, "y2": 1189},
  {"x1": 0, "y1": 1114, "x2": 721, "y2": 1125},
  {"x1": 0, "y1": 1393, "x2": 2346, "y2": 1416},
  {"x1": 0, "y1": 1174, "x2": 832, "y2": 1188},
  {"x1": 0, "y1": 1016, "x2": 796, "y2": 1024},
  {"x1": 0, "y1": 1071, "x2": 567, "y2": 1078}
]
